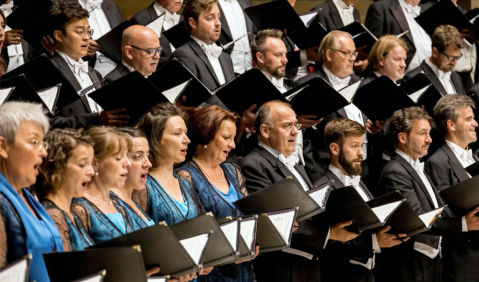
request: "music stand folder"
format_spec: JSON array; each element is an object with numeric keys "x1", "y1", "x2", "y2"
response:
[
  {"x1": 439, "y1": 175, "x2": 479, "y2": 216},
  {"x1": 255, "y1": 208, "x2": 298, "y2": 253},
  {"x1": 43, "y1": 246, "x2": 147, "y2": 282},
  {"x1": 215, "y1": 217, "x2": 256, "y2": 265},
  {"x1": 0, "y1": 254, "x2": 31, "y2": 282},
  {"x1": 233, "y1": 178, "x2": 330, "y2": 222},
  {"x1": 466, "y1": 161, "x2": 479, "y2": 177},
  {"x1": 71, "y1": 270, "x2": 106, "y2": 282},
  {"x1": 168, "y1": 213, "x2": 238, "y2": 268},
  {"x1": 89, "y1": 222, "x2": 205, "y2": 278}
]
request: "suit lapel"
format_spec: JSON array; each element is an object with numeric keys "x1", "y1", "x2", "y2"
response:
[
  {"x1": 187, "y1": 39, "x2": 222, "y2": 85},
  {"x1": 326, "y1": 170, "x2": 372, "y2": 199},
  {"x1": 219, "y1": 55, "x2": 234, "y2": 82},
  {"x1": 353, "y1": 8, "x2": 360, "y2": 22},
  {"x1": 294, "y1": 164, "x2": 313, "y2": 189},
  {"x1": 421, "y1": 61, "x2": 447, "y2": 95},
  {"x1": 160, "y1": 25, "x2": 173, "y2": 57},
  {"x1": 359, "y1": 181, "x2": 373, "y2": 200},
  {"x1": 217, "y1": 3, "x2": 233, "y2": 40},
  {"x1": 441, "y1": 143, "x2": 471, "y2": 182},
  {"x1": 327, "y1": 0, "x2": 344, "y2": 29},
  {"x1": 390, "y1": 0, "x2": 414, "y2": 46},
  {"x1": 451, "y1": 72, "x2": 465, "y2": 94},
  {"x1": 101, "y1": 1, "x2": 116, "y2": 28}
]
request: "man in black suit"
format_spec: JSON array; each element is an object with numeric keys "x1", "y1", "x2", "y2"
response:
[
  {"x1": 378, "y1": 106, "x2": 479, "y2": 282},
  {"x1": 365, "y1": 0, "x2": 434, "y2": 72},
  {"x1": 402, "y1": 25, "x2": 466, "y2": 95},
  {"x1": 171, "y1": 0, "x2": 234, "y2": 91},
  {"x1": 240, "y1": 101, "x2": 358, "y2": 282},
  {"x1": 132, "y1": 0, "x2": 183, "y2": 67},
  {"x1": 49, "y1": 2, "x2": 128, "y2": 129},
  {"x1": 425, "y1": 95, "x2": 479, "y2": 282},
  {"x1": 104, "y1": 25, "x2": 160, "y2": 84},
  {"x1": 317, "y1": 118, "x2": 407, "y2": 282},
  {"x1": 312, "y1": 0, "x2": 360, "y2": 31}
]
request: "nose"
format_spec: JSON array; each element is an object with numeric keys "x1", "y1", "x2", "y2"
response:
[
  {"x1": 153, "y1": 49, "x2": 160, "y2": 59},
  {"x1": 124, "y1": 158, "x2": 131, "y2": 169},
  {"x1": 358, "y1": 146, "x2": 364, "y2": 157},
  {"x1": 229, "y1": 141, "x2": 236, "y2": 150},
  {"x1": 400, "y1": 59, "x2": 406, "y2": 68},
  {"x1": 39, "y1": 146, "x2": 47, "y2": 158},
  {"x1": 281, "y1": 54, "x2": 288, "y2": 64},
  {"x1": 473, "y1": 119, "x2": 478, "y2": 128},
  {"x1": 215, "y1": 17, "x2": 221, "y2": 28},
  {"x1": 87, "y1": 164, "x2": 95, "y2": 176},
  {"x1": 184, "y1": 135, "x2": 191, "y2": 144},
  {"x1": 144, "y1": 158, "x2": 152, "y2": 169},
  {"x1": 426, "y1": 133, "x2": 432, "y2": 144},
  {"x1": 0, "y1": 25, "x2": 5, "y2": 38}
]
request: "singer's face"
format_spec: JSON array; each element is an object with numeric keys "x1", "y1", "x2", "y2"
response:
[
  {"x1": 380, "y1": 45, "x2": 407, "y2": 82},
  {"x1": 190, "y1": 4, "x2": 221, "y2": 45},
  {"x1": 157, "y1": 0, "x2": 183, "y2": 13},
  {"x1": 129, "y1": 29, "x2": 161, "y2": 76}
]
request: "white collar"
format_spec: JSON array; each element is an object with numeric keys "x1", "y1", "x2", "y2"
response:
[
  {"x1": 191, "y1": 36, "x2": 209, "y2": 48},
  {"x1": 56, "y1": 50, "x2": 84, "y2": 66},
  {"x1": 153, "y1": 2, "x2": 176, "y2": 18},
  {"x1": 445, "y1": 139, "x2": 470, "y2": 156},
  {"x1": 395, "y1": 148, "x2": 421, "y2": 168},
  {"x1": 333, "y1": 0, "x2": 354, "y2": 10},
  {"x1": 425, "y1": 58, "x2": 451, "y2": 80},
  {"x1": 328, "y1": 164, "x2": 352, "y2": 184},
  {"x1": 260, "y1": 69, "x2": 285, "y2": 88},
  {"x1": 258, "y1": 141, "x2": 281, "y2": 159},
  {"x1": 122, "y1": 60, "x2": 136, "y2": 73}
]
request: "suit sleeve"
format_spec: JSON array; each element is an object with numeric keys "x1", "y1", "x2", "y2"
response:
[
  {"x1": 171, "y1": 49, "x2": 200, "y2": 78},
  {"x1": 365, "y1": 4, "x2": 384, "y2": 39},
  {"x1": 239, "y1": 157, "x2": 274, "y2": 194},
  {"x1": 424, "y1": 158, "x2": 454, "y2": 192}
]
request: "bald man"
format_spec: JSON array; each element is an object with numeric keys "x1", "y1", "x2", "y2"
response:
[{"x1": 104, "y1": 25, "x2": 161, "y2": 84}]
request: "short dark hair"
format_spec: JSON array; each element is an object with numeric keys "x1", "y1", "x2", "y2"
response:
[
  {"x1": 388, "y1": 107, "x2": 431, "y2": 146},
  {"x1": 49, "y1": 2, "x2": 89, "y2": 33},
  {"x1": 183, "y1": 0, "x2": 218, "y2": 31},
  {"x1": 137, "y1": 103, "x2": 188, "y2": 168},
  {"x1": 433, "y1": 95, "x2": 476, "y2": 135},
  {"x1": 432, "y1": 24, "x2": 464, "y2": 52},
  {"x1": 251, "y1": 29, "x2": 283, "y2": 63},
  {"x1": 324, "y1": 118, "x2": 366, "y2": 152}
]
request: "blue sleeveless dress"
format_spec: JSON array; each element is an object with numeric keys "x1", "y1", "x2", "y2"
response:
[{"x1": 110, "y1": 191, "x2": 153, "y2": 231}]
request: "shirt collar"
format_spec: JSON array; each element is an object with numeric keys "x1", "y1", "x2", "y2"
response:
[
  {"x1": 258, "y1": 141, "x2": 281, "y2": 159},
  {"x1": 153, "y1": 2, "x2": 175, "y2": 18},
  {"x1": 122, "y1": 60, "x2": 136, "y2": 73},
  {"x1": 425, "y1": 58, "x2": 450, "y2": 80},
  {"x1": 328, "y1": 164, "x2": 348, "y2": 184},
  {"x1": 445, "y1": 140, "x2": 469, "y2": 157},
  {"x1": 395, "y1": 148, "x2": 420, "y2": 168},
  {"x1": 56, "y1": 49, "x2": 84, "y2": 67},
  {"x1": 333, "y1": 0, "x2": 353, "y2": 10},
  {"x1": 260, "y1": 69, "x2": 285, "y2": 88}
]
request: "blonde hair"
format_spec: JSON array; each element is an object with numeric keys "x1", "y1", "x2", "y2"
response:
[
  {"x1": 85, "y1": 126, "x2": 132, "y2": 161},
  {"x1": 368, "y1": 35, "x2": 408, "y2": 71}
]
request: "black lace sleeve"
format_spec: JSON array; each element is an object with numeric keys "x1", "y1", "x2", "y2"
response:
[
  {"x1": 0, "y1": 200, "x2": 7, "y2": 268},
  {"x1": 71, "y1": 202, "x2": 91, "y2": 233},
  {"x1": 132, "y1": 186, "x2": 149, "y2": 215},
  {"x1": 231, "y1": 163, "x2": 248, "y2": 196},
  {"x1": 45, "y1": 207, "x2": 73, "y2": 252},
  {"x1": 176, "y1": 170, "x2": 207, "y2": 216}
]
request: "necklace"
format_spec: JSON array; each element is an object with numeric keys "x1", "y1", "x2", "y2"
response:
[
  {"x1": 192, "y1": 157, "x2": 224, "y2": 183},
  {"x1": 85, "y1": 192, "x2": 112, "y2": 205}
]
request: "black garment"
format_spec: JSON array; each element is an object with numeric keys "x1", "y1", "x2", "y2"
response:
[
  {"x1": 377, "y1": 153, "x2": 463, "y2": 282},
  {"x1": 50, "y1": 52, "x2": 103, "y2": 129},
  {"x1": 425, "y1": 142, "x2": 479, "y2": 282},
  {"x1": 104, "y1": 63, "x2": 131, "y2": 84},
  {"x1": 365, "y1": 0, "x2": 434, "y2": 68},
  {"x1": 317, "y1": 170, "x2": 375, "y2": 282},
  {"x1": 217, "y1": 0, "x2": 255, "y2": 55},
  {"x1": 312, "y1": 0, "x2": 360, "y2": 31},
  {"x1": 239, "y1": 144, "x2": 329, "y2": 282},
  {"x1": 362, "y1": 72, "x2": 379, "y2": 86}
]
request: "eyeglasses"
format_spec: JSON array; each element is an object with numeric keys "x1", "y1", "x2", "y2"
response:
[
  {"x1": 331, "y1": 49, "x2": 358, "y2": 60},
  {"x1": 282, "y1": 121, "x2": 302, "y2": 132},
  {"x1": 438, "y1": 49, "x2": 463, "y2": 62},
  {"x1": 129, "y1": 45, "x2": 164, "y2": 57},
  {"x1": 68, "y1": 29, "x2": 94, "y2": 38}
]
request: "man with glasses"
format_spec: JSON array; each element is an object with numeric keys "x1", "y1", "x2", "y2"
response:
[
  {"x1": 240, "y1": 100, "x2": 358, "y2": 282},
  {"x1": 403, "y1": 25, "x2": 466, "y2": 95},
  {"x1": 104, "y1": 25, "x2": 161, "y2": 84},
  {"x1": 49, "y1": 2, "x2": 128, "y2": 128}
]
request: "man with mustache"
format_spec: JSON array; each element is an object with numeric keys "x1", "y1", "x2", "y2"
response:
[
  {"x1": 425, "y1": 95, "x2": 479, "y2": 282},
  {"x1": 104, "y1": 25, "x2": 161, "y2": 83},
  {"x1": 377, "y1": 106, "x2": 479, "y2": 282},
  {"x1": 317, "y1": 118, "x2": 407, "y2": 282}
]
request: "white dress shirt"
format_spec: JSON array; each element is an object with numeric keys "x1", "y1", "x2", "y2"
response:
[
  {"x1": 79, "y1": 0, "x2": 117, "y2": 77},
  {"x1": 445, "y1": 140, "x2": 476, "y2": 172},
  {"x1": 425, "y1": 59, "x2": 456, "y2": 94},
  {"x1": 217, "y1": 0, "x2": 252, "y2": 74},
  {"x1": 323, "y1": 65, "x2": 368, "y2": 160},
  {"x1": 332, "y1": 0, "x2": 355, "y2": 26},
  {"x1": 56, "y1": 50, "x2": 102, "y2": 113},
  {"x1": 398, "y1": 0, "x2": 432, "y2": 73},
  {"x1": 0, "y1": 2, "x2": 25, "y2": 72},
  {"x1": 285, "y1": 47, "x2": 309, "y2": 81},
  {"x1": 191, "y1": 36, "x2": 226, "y2": 85},
  {"x1": 328, "y1": 164, "x2": 380, "y2": 270},
  {"x1": 454, "y1": 43, "x2": 476, "y2": 79},
  {"x1": 154, "y1": 3, "x2": 181, "y2": 53}
]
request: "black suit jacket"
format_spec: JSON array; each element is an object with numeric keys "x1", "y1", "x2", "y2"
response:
[
  {"x1": 365, "y1": 0, "x2": 434, "y2": 67},
  {"x1": 50, "y1": 52, "x2": 102, "y2": 129},
  {"x1": 402, "y1": 60, "x2": 466, "y2": 95},
  {"x1": 240, "y1": 144, "x2": 329, "y2": 282},
  {"x1": 170, "y1": 38, "x2": 235, "y2": 91},
  {"x1": 104, "y1": 63, "x2": 131, "y2": 84},
  {"x1": 217, "y1": 0, "x2": 255, "y2": 55},
  {"x1": 317, "y1": 170, "x2": 375, "y2": 282},
  {"x1": 312, "y1": 0, "x2": 360, "y2": 31}
]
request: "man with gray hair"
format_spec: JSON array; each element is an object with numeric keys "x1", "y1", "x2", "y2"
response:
[{"x1": 425, "y1": 95, "x2": 479, "y2": 282}]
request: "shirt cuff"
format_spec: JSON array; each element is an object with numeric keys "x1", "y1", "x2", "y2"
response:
[
  {"x1": 324, "y1": 227, "x2": 330, "y2": 249},
  {"x1": 462, "y1": 216, "x2": 468, "y2": 232},
  {"x1": 300, "y1": 50, "x2": 308, "y2": 66},
  {"x1": 372, "y1": 234, "x2": 381, "y2": 253}
]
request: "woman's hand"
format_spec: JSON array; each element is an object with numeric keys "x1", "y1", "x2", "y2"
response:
[
  {"x1": 235, "y1": 245, "x2": 260, "y2": 264},
  {"x1": 198, "y1": 267, "x2": 214, "y2": 275}
]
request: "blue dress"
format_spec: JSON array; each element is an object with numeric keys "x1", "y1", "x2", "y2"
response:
[
  {"x1": 110, "y1": 191, "x2": 152, "y2": 231},
  {"x1": 176, "y1": 162, "x2": 254, "y2": 282},
  {"x1": 71, "y1": 197, "x2": 134, "y2": 243},
  {"x1": 41, "y1": 199, "x2": 93, "y2": 251},
  {"x1": 0, "y1": 172, "x2": 63, "y2": 282}
]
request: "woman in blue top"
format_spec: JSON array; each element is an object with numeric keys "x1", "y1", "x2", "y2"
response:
[
  {"x1": 176, "y1": 106, "x2": 259, "y2": 282},
  {"x1": 0, "y1": 102, "x2": 63, "y2": 282},
  {"x1": 110, "y1": 127, "x2": 154, "y2": 230},
  {"x1": 37, "y1": 128, "x2": 95, "y2": 251},
  {"x1": 71, "y1": 127, "x2": 134, "y2": 243}
]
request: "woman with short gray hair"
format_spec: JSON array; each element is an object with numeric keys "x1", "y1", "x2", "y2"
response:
[{"x1": 0, "y1": 102, "x2": 63, "y2": 282}]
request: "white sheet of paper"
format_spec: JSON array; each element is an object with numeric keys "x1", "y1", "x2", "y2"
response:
[
  {"x1": 308, "y1": 185, "x2": 329, "y2": 208},
  {"x1": 0, "y1": 88, "x2": 13, "y2": 105},
  {"x1": 338, "y1": 80, "x2": 361, "y2": 102},
  {"x1": 0, "y1": 258, "x2": 28, "y2": 282},
  {"x1": 37, "y1": 86, "x2": 59, "y2": 113},
  {"x1": 299, "y1": 12, "x2": 317, "y2": 26},
  {"x1": 147, "y1": 278, "x2": 167, "y2": 282},
  {"x1": 408, "y1": 84, "x2": 431, "y2": 103},
  {"x1": 418, "y1": 207, "x2": 444, "y2": 227},
  {"x1": 370, "y1": 200, "x2": 403, "y2": 224},
  {"x1": 146, "y1": 14, "x2": 165, "y2": 37},
  {"x1": 268, "y1": 210, "x2": 296, "y2": 244},
  {"x1": 75, "y1": 273, "x2": 104, "y2": 282},
  {"x1": 162, "y1": 80, "x2": 189, "y2": 103},
  {"x1": 240, "y1": 219, "x2": 256, "y2": 251},
  {"x1": 179, "y1": 233, "x2": 209, "y2": 265},
  {"x1": 220, "y1": 221, "x2": 239, "y2": 252},
  {"x1": 285, "y1": 85, "x2": 308, "y2": 101}
]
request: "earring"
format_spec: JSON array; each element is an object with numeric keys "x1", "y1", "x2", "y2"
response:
[
  {"x1": 95, "y1": 171, "x2": 98, "y2": 176},
  {"x1": 204, "y1": 145, "x2": 207, "y2": 149}
]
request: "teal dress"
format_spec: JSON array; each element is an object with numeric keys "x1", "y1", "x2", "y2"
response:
[{"x1": 110, "y1": 191, "x2": 154, "y2": 231}]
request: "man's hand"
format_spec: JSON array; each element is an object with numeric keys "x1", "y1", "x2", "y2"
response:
[
  {"x1": 376, "y1": 225, "x2": 409, "y2": 248},
  {"x1": 176, "y1": 96, "x2": 202, "y2": 117},
  {"x1": 4, "y1": 29, "x2": 23, "y2": 46},
  {"x1": 145, "y1": 266, "x2": 160, "y2": 277},
  {"x1": 198, "y1": 267, "x2": 214, "y2": 275},
  {"x1": 99, "y1": 108, "x2": 130, "y2": 126},
  {"x1": 329, "y1": 220, "x2": 358, "y2": 242},
  {"x1": 87, "y1": 39, "x2": 100, "y2": 57},
  {"x1": 366, "y1": 119, "x2": 384, "y2": 134},
  {"x1": 297, "y1": 115, "x2": 322, "y2": 130},
  {"x1": 41, "y1": 35, "x2": 56, "y2": 55},
  {"x1": 353, "y1": 59, "x2": 368, "y2": 74},
  {"x1": 306, "y1": 46, "x2": 319, "y2": 62},
  {"x1": 243, "y1": 103, "x2": 257, "y2": 133},
  {"x1": 466, "y1": 206, "x2": 479, "y2": 231}
]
